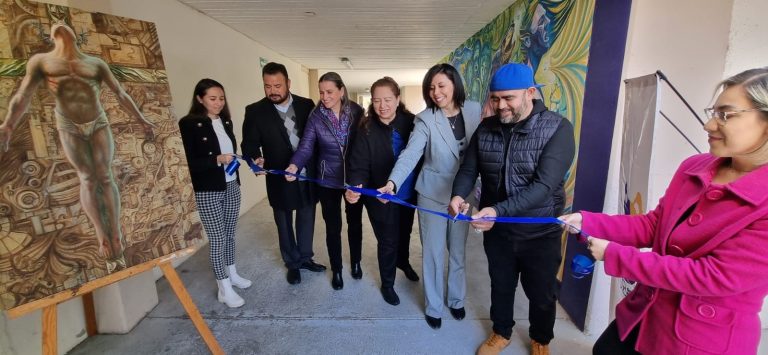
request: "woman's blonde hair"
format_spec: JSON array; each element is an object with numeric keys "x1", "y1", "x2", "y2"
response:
[{"x1": 719, "y1": 67, "x2": 768, "y2": 119}]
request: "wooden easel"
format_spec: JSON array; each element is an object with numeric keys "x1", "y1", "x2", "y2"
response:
[{"x1": 5, "y1": 247, "x2": 223, "y2": 355}]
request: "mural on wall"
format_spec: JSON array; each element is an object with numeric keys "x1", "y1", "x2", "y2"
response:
[
  {"x1": 442, "y1": 0, "x2": 594, "y2": 210},
  {"x1": 0, "y1": 0, "x2": 202, "y2": 310}
]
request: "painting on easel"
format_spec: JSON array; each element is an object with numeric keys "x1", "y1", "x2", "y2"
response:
[{"x1": 0, "y1": 0, "x2": 202, "y2": 310}]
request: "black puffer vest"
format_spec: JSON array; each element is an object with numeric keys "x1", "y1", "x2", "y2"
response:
[{"x1": 476, "y1": 110, "x2": 565, "y2": 218}]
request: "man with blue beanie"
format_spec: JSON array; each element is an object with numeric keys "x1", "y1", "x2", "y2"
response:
[{"x1": 450, "y1": 63, "x2": 575, "y2": 355}]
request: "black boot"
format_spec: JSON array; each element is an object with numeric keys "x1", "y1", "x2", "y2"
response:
[
  {"x1": 286, "y1": 268, "x2": 301, "y2": 285},
  {"x1": 350, "y1": 262, "x2": 363, "y2": 279},
  {"x1": 380, "y1": 287, "x2": 400, "y2": 306},
  {"x1": 331, "y1": 272, "x2": 344, "y2": 290}
]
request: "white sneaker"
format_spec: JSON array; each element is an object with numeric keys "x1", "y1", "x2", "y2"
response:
[
  {"x1": 216, "y1": 278, "x2": 245, "y2": 308},
  {"x1": 227, "y1": 265, "x2": 252, "y2": 289}
]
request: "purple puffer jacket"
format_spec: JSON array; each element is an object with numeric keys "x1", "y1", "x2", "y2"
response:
[{"x1": 290, "y1": 101, "x2": 363, "y2": 188}]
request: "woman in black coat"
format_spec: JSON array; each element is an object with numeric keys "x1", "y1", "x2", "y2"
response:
[
  {"x1": 345, "y1": 77, "x2": 421, "y2": 305},
  {"x1": 179, "y1": 79, "x2": 250, "y2": 308}
]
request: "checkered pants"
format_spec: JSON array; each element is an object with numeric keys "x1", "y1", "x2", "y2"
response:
[{"x1": 195, "y1": 181, "x2": 241, "y2": 280}]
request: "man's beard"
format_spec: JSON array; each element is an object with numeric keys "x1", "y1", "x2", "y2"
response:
[
  {"x1": 268, "y1": 93, "x2": 288, "y2": 104},
  {"x1": 500, "y1": 98, "x2": 530, "y2": 124}
]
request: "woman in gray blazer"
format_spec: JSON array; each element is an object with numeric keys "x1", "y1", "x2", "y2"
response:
[{"x1": 380, "y1": 64, "x2": 481, "y2": 329}]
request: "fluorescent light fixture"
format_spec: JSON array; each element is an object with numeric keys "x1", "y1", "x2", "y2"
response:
[{"x1": 340, "y1": 57, "x2": 353, "y2": 70}]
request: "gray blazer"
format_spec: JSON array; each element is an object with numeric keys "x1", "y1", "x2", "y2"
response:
[{"x1": 389, "y1": 100, "x2": 482, "y2": 204}]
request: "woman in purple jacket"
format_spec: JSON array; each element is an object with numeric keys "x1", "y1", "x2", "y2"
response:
[
  {"x1": 560, "y1": 67, "x2": 768, "y2": 354},
  {"x1": 285, "y1": 72, "x2": 364, "y2": 290}
]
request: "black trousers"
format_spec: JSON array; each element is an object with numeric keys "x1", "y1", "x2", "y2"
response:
[
  {"x1": 483, "y1": 230, "x2": 562, "y2": 343},
  {"x1": 593, "y1": 320, "x2": 641, "y2": 355},
  {"x1": 396, "y1": 198, "x2": 416, "y2": 267},
  {"x1": 366, "y1": 203, "x2": 400, "y2": 288},
  {"x1": 318, "y1": 186, "x2": 363, "y2": 272},
  {"x1": 272, "y1": 203, "x2": 316, "y2": 270}
]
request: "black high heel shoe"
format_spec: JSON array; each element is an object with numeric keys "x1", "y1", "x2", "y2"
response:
[
  {"x1": 425, "y1": 314, "x2": 442, "y2": 329},
  {"x1": 449, "y1": 307, "x2": 465, "y2": 320},
  {"x1": 331, "y1": 272, "x2": 344, "y2": 290}
]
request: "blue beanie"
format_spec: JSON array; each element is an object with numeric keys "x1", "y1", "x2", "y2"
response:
[{"x1": 489, "y1": 63, "x2": 543, "y2": 91}]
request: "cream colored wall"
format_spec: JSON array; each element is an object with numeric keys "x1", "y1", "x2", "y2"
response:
[
  {"x1": 308, "y1": 69, "x2": 320, "y2": 103},
  {"x1": 0, "y1": 1, "x2": 309, "y2": 354},
  {"x1": 401, "y1": 85, "x2": 426, "y2": 114}
]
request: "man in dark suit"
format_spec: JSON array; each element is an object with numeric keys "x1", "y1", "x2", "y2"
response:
[{"x1": 241, "y1": 62, "x2": 324, "y2": 284}]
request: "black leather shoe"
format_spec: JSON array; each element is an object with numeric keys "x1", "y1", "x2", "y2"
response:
[
  {"x1": 331, "y1": 272, "x2": 344, "y2": 290},
  {"x1": 449, "y1": 307, "x2": 465, "y2": 320},
  {"x1": 350, "y1": 263, "x2": 363, "y2": 279},
  {"x1": 425, "y1": 315, "x2": 442, "y2": 329},
  {"x1": 397, "y1": 264, "x2": 420, "y2": 282},
  {"x1": 380, "y1": 287, "x2": 400, "y2": 306},
  {"x1": 300, "y1": 260, "x2": 327, "y2": 272},
  {"x1": 286, "y1": 268, "x2": 301, "y2": 285}
]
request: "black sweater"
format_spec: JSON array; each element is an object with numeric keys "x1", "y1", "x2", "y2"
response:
[{"x1": 346, "y1": 110, "x2": 418, "y2": 220}]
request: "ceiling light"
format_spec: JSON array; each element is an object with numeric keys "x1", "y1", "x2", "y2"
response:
[{"x1": 340, "y1": 57, "x2": 353, "y2": 70}]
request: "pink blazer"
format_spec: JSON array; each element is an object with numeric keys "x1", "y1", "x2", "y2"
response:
[{"x1": 583, "y1": 154, "x2": 768, "y2": 354}]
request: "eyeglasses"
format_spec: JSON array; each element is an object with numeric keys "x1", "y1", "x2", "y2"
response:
[{"x1": 703, "y1": 107, "x2": 765, "y2": 125}]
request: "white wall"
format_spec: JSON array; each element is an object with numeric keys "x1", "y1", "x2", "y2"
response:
[
  {"x1": 584, "y1": 0, "x2": 734, "y2": 334},
  {"x1": 724, "y1": 0, "x2": 768, "y2": 77},
  {"x1": 0, "y1": 1, "x2": 309, "y2": 354}
]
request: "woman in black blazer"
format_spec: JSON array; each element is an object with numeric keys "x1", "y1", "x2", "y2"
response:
[
  {"x1": 179, "y1": 79, "x2": 250, "y2": 308},
  {"x1": 345, "y1": 77, "x2": 421, "y2": 305}
]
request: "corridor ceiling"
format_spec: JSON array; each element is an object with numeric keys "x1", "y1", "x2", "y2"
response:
[{"x1": 178, "y1": 0, "x2": 516, "y2": 91}]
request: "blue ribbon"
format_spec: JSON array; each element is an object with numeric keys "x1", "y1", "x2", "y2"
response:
[{"x1": 236, "y1": 155, "x2": 595, "y2": 276}]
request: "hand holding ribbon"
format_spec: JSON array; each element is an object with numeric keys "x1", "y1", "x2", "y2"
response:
[
  {"x1": 236, "y1": 154, "x2": 597, "y2": 277},
  {"x1": 284, "y1": 164, "x2": 299, "y2": 182},
  {"x1": 345, "y1": 184, "x2": 362, "y2": 204}
]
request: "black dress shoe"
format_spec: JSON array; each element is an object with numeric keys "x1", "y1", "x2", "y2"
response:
[
  {"x1": 449, "y1": 307, "x2": 465, "y2": 320},
  {"x1": 425, "y1": 315, "x2": 442, "y2": 329},
  {"x1": 397, "y1": 264, "x2": 420, "y2": 282},
  {"x1": 286, "y1": 268, "x2": 301, "y2": 285},
  {"x1": 350, "y1": 262, "x2": 363, "y2": 279},
  {"x1": 331, "y1": 272, "x2": 344, "y2": 290},
  {"x1": 300, "y1": 260, "x2": 327, "y2": 272},
  {"x1": 380, "y1": 287, "x2": 400, "y2": 306}
]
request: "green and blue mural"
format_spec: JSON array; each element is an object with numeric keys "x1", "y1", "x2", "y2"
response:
[
  {"x1": 440, "y1": 0, "x2": 633, "y2": 330},
  {"x1": 442, "y1": 0, "x2": 593, "y2": 213}
]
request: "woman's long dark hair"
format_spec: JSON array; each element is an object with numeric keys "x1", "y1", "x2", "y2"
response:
[
  {"x1": 361, "y1": 76, "x2": 411, "y2": 133},
  {"x1": 188, "y1": 78, "x2": 231, "y2": 121},
  {"x1": 422, "y1": 63, "x2": 466, "y2": 112}
]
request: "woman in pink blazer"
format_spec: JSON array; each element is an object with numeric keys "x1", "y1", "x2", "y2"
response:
[{"x1": 560, "y1": 67, "x2": 768, "y2": 355}]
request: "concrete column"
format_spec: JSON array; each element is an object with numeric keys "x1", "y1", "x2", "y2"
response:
[
  {"x1": 0, "y1": 297, "x2": 87, "y2": 355},
  {"x1": 93, "y1": 270, "x2": 158, "y2": 334}
]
